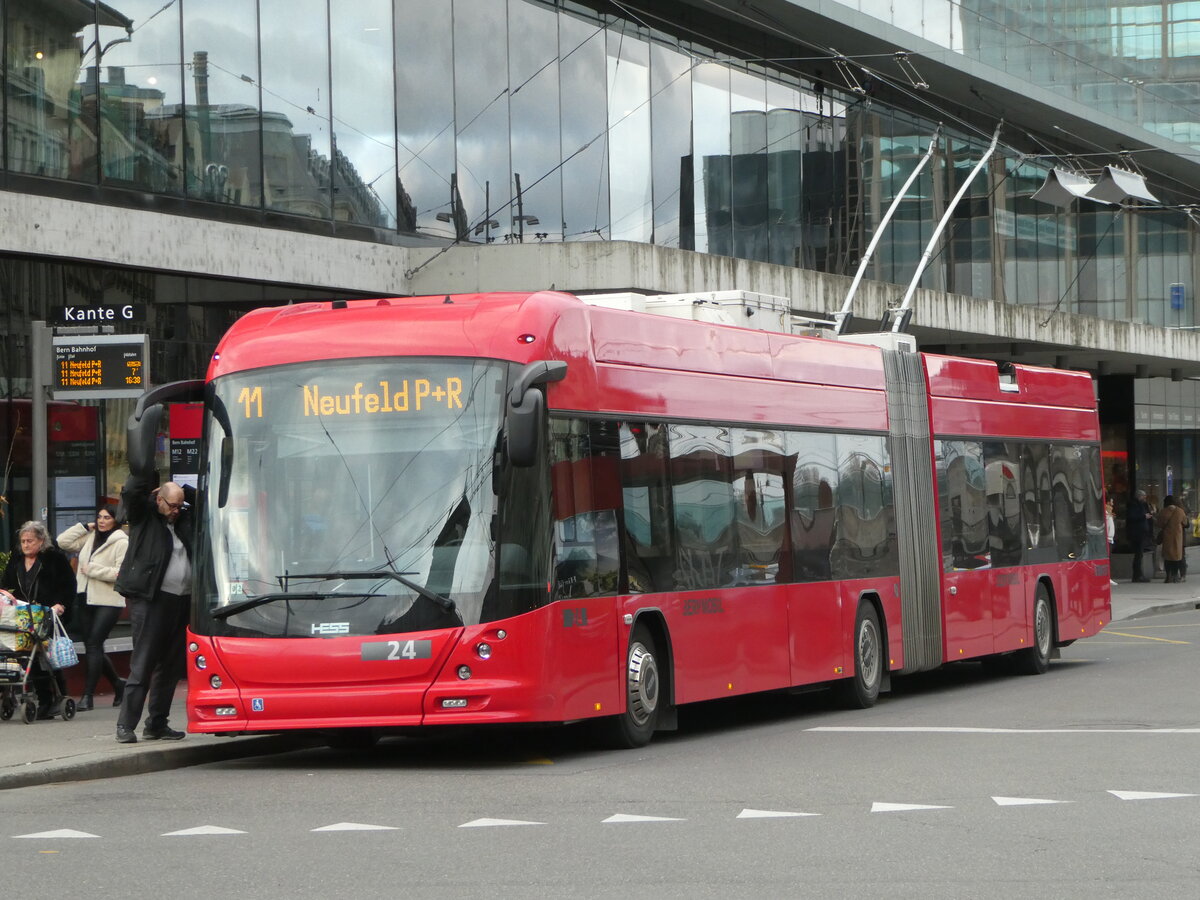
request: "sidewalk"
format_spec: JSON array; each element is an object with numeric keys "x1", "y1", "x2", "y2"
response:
[
  {"x1": 3, "y1": 566, "x2": 1200, "y2": 792},
  {"x1": 0, "y1": 688, "x2": 310, "y2": 791}
]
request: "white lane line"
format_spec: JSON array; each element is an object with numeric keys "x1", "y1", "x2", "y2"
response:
[
  {"x1": 737, "y1": 808, "x2": 821, "y2": 819},
  {"x1": 458, "y1": 818, "x2": 545, "y2": 828},
  {"x1": 871, "y1": 802, "x2": 952, "y2": 813},
  {"x1": 992, "y1": 796, "x2": 1071, "y2": 806},
  {"x1": 13, "y1": 829, "x2": 99, "y2": 839},
  {"x1": 809, "y1": 726, "x2": 1200, "y2": 734},
  {"x1": 161, "y1": 825, "x2": 247, "y2": 836},
  {"x1": 1108, "y1": 790, "x2": 1198, "y2": 801},
  {"x1": 311, "y1": 822, "x2": 398, "y2": 832},
  {"x1": 602, "y1": 813, "x2": 684, "y2": 823}
]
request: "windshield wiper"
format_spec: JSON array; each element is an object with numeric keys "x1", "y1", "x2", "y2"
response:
[
  {"x1": 287, "y1": 571, "x2": 458, "y2": 614},
  {"x1": 211, "y1": 591, "x2": 378, "y2": 620}
]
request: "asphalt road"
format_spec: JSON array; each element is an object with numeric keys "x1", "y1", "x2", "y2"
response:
[{"x1": 4, "y1": 610, "x2": 1200, "y2": 899}]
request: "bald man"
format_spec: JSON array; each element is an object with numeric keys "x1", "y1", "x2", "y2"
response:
[{"x1": 114, "y1": 477, "x2": 195, "y2": 743}]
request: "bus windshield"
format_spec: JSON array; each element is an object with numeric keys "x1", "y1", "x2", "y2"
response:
[{"x1": 193, "y1": 358, "x2": 505, "y2": 638}]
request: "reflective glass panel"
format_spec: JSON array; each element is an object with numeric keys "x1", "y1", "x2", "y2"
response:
[
  {"x1": 649, "y1": 43, "x2": 691, "y2": 248},
  {"x1": 766, "y1": 80, "x2": 803, "y2": 266},
  {"x1": 607, "y1": 23, "x2": 651, "y2": 243},
  {"x1": 670, "y1": 423, "x2": 737, "y2": 589},
  {"x1": 395, "y1": 0, "x2": 454, "y2": 235},
  {"x1": 559, "y1": 12, "x2": 609, "y2": 241},
  {"x1": 453, "y1": 0, "x2": 511, "y2": 242},
  {"x1": 332, "y1": 0, "x2": 395, "y2": 228},
  {"x1": 508, "y1": 0, "x2": 563, "y2": 244},
  {"x1": 97, "y1": 0, "x2": 184, "y2": 194},
  {"x1": 260, "y1": 0, "x2": 331, "y2": 219},
  {"x1": 182, "y1": 0, "x2": 261, "y2": 207},
  {"x1": 5, "y1": 0, "x2": 99, "y2": 180},
  {"x1": 730, "y1": 67, "x2": 766, "y2": 262},
  {"x1": 786, "y1": 430, "x2": 837, "y2": 582},
  {"x1": 692, "y1": 62, "x2": 730, "y2": 255}
]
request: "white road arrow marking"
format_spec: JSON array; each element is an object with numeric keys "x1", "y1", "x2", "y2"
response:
[
  {"x1": 458, "y1": 818, "x2": 545, "y2": 828},
  {"x1": 1108, "y1": 790, "x2": 1198, "y2": 801},
  {"x1": 992, "y1": 797, "x2": 1071, "y2": 806},
  {"x1": 737, "y1": 809, "x2": 821, "y2": 819},
  {"x1": 161, "y1": 825, "x2": 247, "y2": 836},
  {"x1": 311, "y1": 822, "x2": 398, "y2": 832},
  {"x1": 602, "y1": 813, "x2": 684, "y2": 823},
  {"x1": 871, "y1": 802, "x2": 952, "y2": 813},
  {"x1": 14, "y1": 829, "x2": 99, "y2": 839}
]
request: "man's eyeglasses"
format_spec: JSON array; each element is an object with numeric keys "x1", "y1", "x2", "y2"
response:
[{"x1": 161, "y1": 499, "x2": 185, "y2": 511}]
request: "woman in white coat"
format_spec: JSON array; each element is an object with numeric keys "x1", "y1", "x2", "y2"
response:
[{"x1": 58, "y1": 505, "x2": 128, "y2": 711}]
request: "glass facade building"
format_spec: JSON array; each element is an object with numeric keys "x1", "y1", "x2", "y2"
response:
[{"x1": 2, "y1": 0, "x2": 1199, "y2": 546}]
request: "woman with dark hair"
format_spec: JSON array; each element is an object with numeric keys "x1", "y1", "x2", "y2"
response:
[
  {"x1": 1, "y1": 520, "x2": 77, "y2": 718},
  {"x1": 58, "y1": 506, "x2": 129, "y2": 711}
]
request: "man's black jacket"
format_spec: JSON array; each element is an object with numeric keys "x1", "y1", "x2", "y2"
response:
[{"x1": 114, "y1": 474, "x2": 196, "y2": 602}]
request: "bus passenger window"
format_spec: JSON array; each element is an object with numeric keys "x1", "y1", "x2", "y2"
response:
[
  {"x1": 786, "y1": 431, "x2": 837, "y2": 582},
  {"x1": 983, "y1": 442, "x2": 1023, "y2": 568},
  {"x1": 936, "y1": 440, "x2": 988, "y2": 571},
  {"x1": 731, "y1": 428, "x2": 788, "y2": 584},
  {"x1": 670, "y1": 423, "x2": 737, "y2": 590},
  {"x1": 549, "y1": 418, "x2": 621, "y2": 599},
  {"x1": 620, "y1": 422, "x2": 672, "y2": 593}
]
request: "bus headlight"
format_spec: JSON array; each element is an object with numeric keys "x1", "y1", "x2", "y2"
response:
[
  {"x1": 457, "y1": 665, "x2": 472, "y2": 680},
  {"x1": 475, "y1": 642, "x2": 492, "y2": 660},
  {"x1": 209, "y1": 675, "x2": 223, "y2": 689}
]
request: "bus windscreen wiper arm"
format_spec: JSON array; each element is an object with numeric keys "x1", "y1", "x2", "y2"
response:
[
  {"x1": 211, "y1": 591, "x2": 378, "y2": 620},
  {"x1": 288, "y1": 571, "x2": 457, "y2": 613}
]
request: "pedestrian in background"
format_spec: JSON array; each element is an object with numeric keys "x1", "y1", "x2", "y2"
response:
[
  {"x1": 1158, "y1": 496, "x2": 1188, "y2": 584},
  {"x1": 1105, "y1": 498, "x2": 1117, "y2": 586},
  {"x1": 113, "y1": 479, "x2": 194, "y2": 744},
  {"x1": 0, "y1": 521, "x2": 76, "y2": 718},
  {"x1": 1126, "y1": 489, "x2": 1154, "y2": 583},
  {"x1": 57, "y1": 505, "x2": 128, "y2": 711}
]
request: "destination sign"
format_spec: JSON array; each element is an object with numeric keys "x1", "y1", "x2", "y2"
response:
[
  {"x1": 52, "y1": 334, "x2": 149, "y2": 399},
  {"x1": 238, "y1": 378, "x2": 466, "y2": 419}
]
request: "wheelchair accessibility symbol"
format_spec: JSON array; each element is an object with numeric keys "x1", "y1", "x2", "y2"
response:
[{"x1": 251, "y1": 698, "x2": 264, "y2": 712}]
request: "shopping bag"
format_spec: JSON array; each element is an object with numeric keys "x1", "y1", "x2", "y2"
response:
[
  {"x1": 45, "y1": 612, "x2": 79, "y2": 670},
  {"x1": 1, "y1": 603, "x2": 45, "y2": 652}
]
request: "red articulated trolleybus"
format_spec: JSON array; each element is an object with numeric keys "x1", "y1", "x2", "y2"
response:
[{"x1": 131, "y1": 290, "x2": 1110, "y2": 747}]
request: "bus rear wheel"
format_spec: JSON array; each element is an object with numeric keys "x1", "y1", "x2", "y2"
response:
[
  {"x1": 1013, "y1": 586, "x2": 1053, "y2": 676},
  {"x1": 838, "y1": 603, "x2": 883, "y2": 709},
  {"x1": 598, "y1": 624, "x2": 661, "y2": 749}
]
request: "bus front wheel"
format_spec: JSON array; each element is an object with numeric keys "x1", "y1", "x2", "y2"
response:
[
  {"x1": 839, "y1": 602, "x2": 883, "y2": 709},
  {"x1": 1013, "y1": 586, "x2": 1053, "y2": 676},
  {"x1": 598, "y1": 624, "x2": 661, "y2": 749}
]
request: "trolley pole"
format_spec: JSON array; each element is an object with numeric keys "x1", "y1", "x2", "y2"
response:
[{"x1": 30, "y1": 320, "x2": 51, "y2": 522}]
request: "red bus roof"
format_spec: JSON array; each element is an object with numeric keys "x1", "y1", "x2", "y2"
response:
[{"x1": 208, "y1": 292, "x2": 1097, "y2": 439}]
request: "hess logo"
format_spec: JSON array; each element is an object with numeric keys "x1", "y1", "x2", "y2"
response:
[{"x1": 311, "y1": 622, "x2": 350, "y2": 635}]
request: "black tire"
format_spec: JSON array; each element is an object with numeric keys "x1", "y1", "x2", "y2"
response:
[
  {"x1": 0, "y1": 697, "x2": 13, "y2": 720},
  {"x1": 839, "y1": 603, "x2": 883, "y2": 709},
  {"x1": 597, "y1": 624, "x2": 662, "y2": 749},
  {"x1": 1013, "y1": 585, "x2": 1053, "y2": 676},
  {"x1": 20, "y1": 701, "x2": 36, "y2": 725},
  {"x1": 61, "y1": 698, "x2": 76, "y2": 721}
]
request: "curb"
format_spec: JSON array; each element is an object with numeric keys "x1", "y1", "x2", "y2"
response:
[
  {"x1": 1120, "y1": 600, "x2": 1200, "y2": 621},
  {"x1": 0, "y1": 734, "x2": 315, "y2": 792}
]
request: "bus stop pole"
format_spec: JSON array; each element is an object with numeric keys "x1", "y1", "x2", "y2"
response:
[{"x1": 31, "y1": 320, "x2": 50, "y2": 522}]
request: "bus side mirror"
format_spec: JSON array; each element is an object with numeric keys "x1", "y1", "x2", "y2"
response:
[
  {"x1": 507, "y1": 388, "x2": 544, "y2": 467},
  {"x1": 127, "y1": 404, "x2": 162, "y2": 481},
  {"x1": 126, "y1": 379, "x2": 206, "y2": 480},
  {"x1": 506, "y1": 361, "x2": 567, "y2": 468}
]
